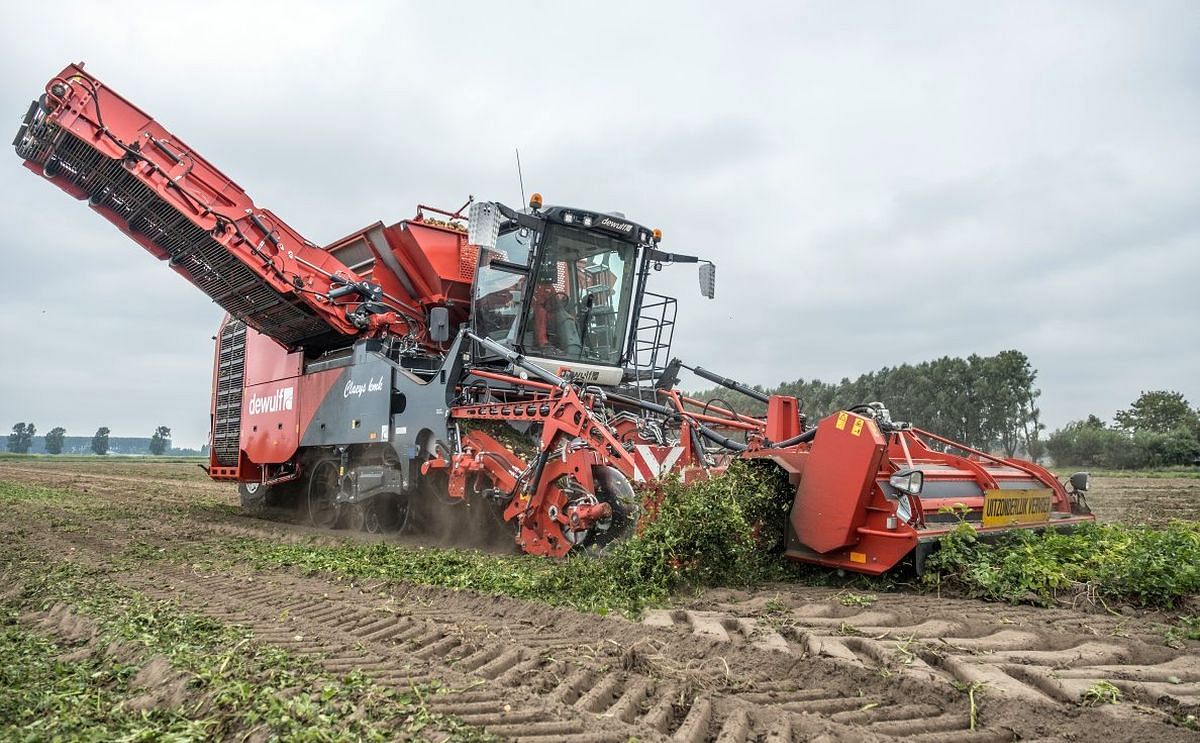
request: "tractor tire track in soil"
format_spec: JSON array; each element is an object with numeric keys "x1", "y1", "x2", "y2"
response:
[
  {"x1": 653, "y1": 589, "x2": 1200, "y2": 731},
  {"x1": 2, "y1": 461, "x2": 1198, "y2": 741},
  {"x1": 23, "y1": 524, "x2": 975, "y2": 742}
]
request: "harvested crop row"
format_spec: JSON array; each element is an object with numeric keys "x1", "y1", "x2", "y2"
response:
[{"x1": 0, "y1": 549, "x2": 492, "y2": 742}]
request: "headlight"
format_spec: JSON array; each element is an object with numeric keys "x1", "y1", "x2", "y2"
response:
[
  {"x1": 890, "y1": 469, "x2": 924, "y2": 495},
  {"x1": 467, "y1": 201, "x2": 500, "y2": 250},
  {"x1": 1069, "y1": 472, "x2": 1090, "y2": 492}
]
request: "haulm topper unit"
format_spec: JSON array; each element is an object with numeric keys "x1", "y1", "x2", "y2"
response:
[{"x1": 12, "y1": 62, "x2": 1095, "y2": 573}]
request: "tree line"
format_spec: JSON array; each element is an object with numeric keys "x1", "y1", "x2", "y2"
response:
[
  {"x1": 692, "y1": 350, "x2": 1045, "y2": 457},
  {"x1": 690, "y1": 350, "x2": 1200, "y2": 469},
  {"x1": 6, "y1": 424, "x2": 173, "y2": 455},
  {"x1": 1044, "y1": 391, "x2": 1200, "y2": 468}
]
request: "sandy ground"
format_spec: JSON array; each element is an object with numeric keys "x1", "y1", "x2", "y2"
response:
[
  {"x1": 1, "y1": 458, "x2": 1197, "y2": 741},
  {"x1": 1085, "y1": 475, "x2": 1200, "y2": 526}
]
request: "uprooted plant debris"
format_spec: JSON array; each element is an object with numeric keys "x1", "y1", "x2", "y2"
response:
[
  {"x1": 124, "y1": 460, "x2": 1200, "y2": 616},
  {"x1": 6, "y1": 463, "x2": 1200, "y2": 618}
]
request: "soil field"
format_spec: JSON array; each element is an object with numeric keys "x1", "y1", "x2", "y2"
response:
[
  {"x1": 1, "y1": 458, "x2": 1198, "y2": 741},
  {"x1": 1085, "y1": 475, "x2": 1200, "y2": 526}
]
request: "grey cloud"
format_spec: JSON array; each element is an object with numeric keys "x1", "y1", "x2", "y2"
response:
[
  {"x1": 635, "y1": 119, "x2": 770, "y2": 177},
  {"x1": 1, "y1": 1, "x2": 1197, "y2": 448}
]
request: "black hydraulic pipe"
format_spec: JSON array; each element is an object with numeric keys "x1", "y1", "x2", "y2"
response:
[
  {"x1": 525, "y1": 446, "x2": 550, "y2": 498},
  {"x1": 686, "y1": 364, "x2": 771, "y2": 404},
  {"x1": 465, "y1": 330, "x2": 566, "y2": 388},
  {"x1": 772, "y1": 427, "x2": 816, "y2": 448},
  {"x1": 327, "y1": 282, "x2": 359, "y2": 299},
  {"x1": 695, "y1": 425, "x2": 749, "y2": 452},
  {"x1": 605, "y1": 390, "x2": 676, "y2": 417},
  {"x1": 688, "y1": 426, "x2": 706, "y2": 460},
  {"x1": 249, "y1": 213, "x2": 280, "y2": 247},
  {"x1": 151, "y1": 137, "x2": 183, "y2": 164}
]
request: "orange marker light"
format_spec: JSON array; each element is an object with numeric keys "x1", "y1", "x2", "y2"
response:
[
  {"x1": 529, "y1": 192, "x2": 543, "y2": 210},
  {"x1": 652, "y1": 228, "x2": 663, "y2": 243}
]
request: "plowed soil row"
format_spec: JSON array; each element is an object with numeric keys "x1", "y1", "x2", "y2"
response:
[{"x1": 1, "y1": 460, "x2": 1197, "y2": 741}]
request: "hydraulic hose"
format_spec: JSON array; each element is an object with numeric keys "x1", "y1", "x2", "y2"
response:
[
  {"x1": 695, "y1": 425, "x2": 749, "y2": 452},
  {"x1": 686, "y1": 364, "x2": 771, "y2": 404},
  {"x1": 772, "y1": 427, "x2": 817, "y2": 448},
  {"x1": 465, "y1": 331, "x2": 566, "y2": 388},
  {"x1": 605, "y1": 391, "x2": 676, "y2": 417}
]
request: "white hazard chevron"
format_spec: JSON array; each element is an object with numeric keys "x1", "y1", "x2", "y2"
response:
[{"x1": 632, "y1": 445, "x2": 685, "y2": 482}]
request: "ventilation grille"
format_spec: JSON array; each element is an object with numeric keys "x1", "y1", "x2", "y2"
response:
[{"x1": 213, "y1": 321, "x2": 246, "y2": 467}]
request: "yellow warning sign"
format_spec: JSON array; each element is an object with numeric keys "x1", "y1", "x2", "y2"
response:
[
  {"x1": 851, "y1": 419, "x2": 864, "y2": 437},
  {"x1": 836, "y1": 412, "x2": 849, "y2": 430},
  {"x1": 981, "y1": 489, "x2": 1053, "y2": 527}
]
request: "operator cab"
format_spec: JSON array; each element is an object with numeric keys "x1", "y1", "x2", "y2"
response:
[{"x1": 470, "y1": 199, "x2": 665, "y2": 386}]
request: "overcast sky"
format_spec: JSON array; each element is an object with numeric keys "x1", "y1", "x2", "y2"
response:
[{"x1": 1, "y1": 1, "x2": 1197, "y2": 448}]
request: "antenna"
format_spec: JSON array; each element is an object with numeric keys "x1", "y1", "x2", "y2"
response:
[{"x1": 515, "y1": 147, "x2": 527, "y2": 207}]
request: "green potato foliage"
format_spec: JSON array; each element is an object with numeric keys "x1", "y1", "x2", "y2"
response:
[{"x1": 924, "y1": 520, "x2": 1200, "y2": 608}]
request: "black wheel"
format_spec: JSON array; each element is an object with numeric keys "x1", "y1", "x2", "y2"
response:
[
  {"x1": 583, "y1": 466, "x2": 640, "y2": 553},
  {"x1": 420, "y1": 466, "x2": 459, "y2": 506},
  {"x1": 361, "y1": 501, "x2": 384, "y2": 534},
  {"x1": 307, "y1": 460, "x2": 341, "y2": 529},
  {"x1": 359, "y1": 494, "x2": 411, "y2": 534},
  {"x1": 238, "y1": 482, "x2": 269, "y2": 516}
]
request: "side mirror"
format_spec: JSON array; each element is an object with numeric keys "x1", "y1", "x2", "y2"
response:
[
  {"x1": 889, "y1": 469, "x2": 924, "y2": 495},
  {"x1": 428, "y1": 306, "x2": 450, "y2": 343},
  {"x1": 467, "y1": 201, "x2": 500, "y2": 250},
  {"x1": 698, "y1": 262, "x2": 716, "y2": 299}
]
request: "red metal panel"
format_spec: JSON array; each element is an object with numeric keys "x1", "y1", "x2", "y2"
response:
[
  {"x1": 381, "y1": 221, "x2": 475, "y2": 307},
  {"x1": 765, "y1": 395, "x2": 801, "y2": 443},
  {"x1": 242, "y1": 326, "x2": 302, "y2": 386},
  {"x1": 790, "y1": 412, "x2": 887, "y2": 554},
  {"x1": 240, "y1": 378, "x2": 300, "y2": 464},
  {"x1": 239, "y1": 361, "x2": 343, "y2": 466}
]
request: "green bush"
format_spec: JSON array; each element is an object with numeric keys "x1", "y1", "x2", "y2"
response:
[
  {"x1": 1149, "y1": 430, "x2": 1200, "y2": 468},
  {"x1": 605, "y1": 461, "x2": 792, "y2": 600},
  {"x1": 1046, "y1": 423, "x2": 1200, "y2": 469}
]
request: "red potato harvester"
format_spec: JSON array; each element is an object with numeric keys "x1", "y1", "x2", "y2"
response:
[{"x1": 12, "y1": 62, "x2": 1095, "y2": 572}]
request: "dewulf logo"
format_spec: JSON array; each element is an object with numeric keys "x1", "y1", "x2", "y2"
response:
[
  {"x1": 596, "y1": 217, "x2": 634, "y2": 235},
  {"x1": 344, "y1": 376, "x2": 386, "y2": 399},
  {"x1": 247, "y1": 387, "x2": 294, "y2": 415},
  {"x1": 557, "y1": 366, "x2": 601, "y2": 383}
]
